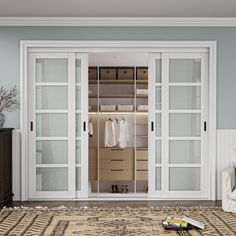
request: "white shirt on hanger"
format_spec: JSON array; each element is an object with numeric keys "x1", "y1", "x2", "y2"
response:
[
  {"x1": 113, "y1": 119, "x2": 120, "y2": 146},
  {"x1": 104, "y1": 120, "x2": 115, "y2": 147},
  {"x1": 119, "y1": 119, "x2": 129, "y2": 148}
]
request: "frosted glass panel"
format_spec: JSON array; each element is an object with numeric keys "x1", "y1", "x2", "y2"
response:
[
  {"x1": 76, "y1": 114, "x2": 81, "y2": 137},
  {"x1": 169, "y1": 167, "x2": 200, "y2": 191},
  {"x1": 36, "y1": 59, "x2": 68, "y2": 82},
  {"x1": 170, "y1": 86, "x2": 201, "y2": 110},
  {"x1": 76, "y1": 86, "x2": 81, "y2": 110},
  {"x1": 76, "y1": 60, "x2": 81, "y2": 83},
  {"x1": 76, "y1": 141, "x2": 81, "y2": 164},
  {"x1": 169, "y1": 113, "x2": 201, "y2": 137},
  {"x1": 155, "y1": 167, "x2": 161, "y2": 190},
  {"x1": 155, "y1": 113, "x2": 161, "y2": 137},
  {"x1": 155, "y1": 141, "x2": 161, "y2": 164},
  {"x1": 36, "y1": 113, "x2": 68, "y2": 137},
  {"x1": 36, "y1": 141, "x2": 68, "y2": 164},
  {"x1": 36, "y1": 167, "x2": 68, "y2": 191},
  {"x1": 76, "y1": 167, "x2": 81, "y2": 191},
  {"x1": 155, "y1": 86, "x2": 161, "y2": 110},
  {"x1": 169, "y1": 141, "x2": 200, "y2": 164},
  {"x1": 36, "y1": 86, "x2": 68, "y2": 109},
  {"x1": 169, "y1": 140, "x2": 201, "y2": 164},
  {"x1": 156, "y1": 59, "x2": 161, "y2": 82},
  {"x1": 170, "y1": 59, "x2": 201, "y2": 83}
]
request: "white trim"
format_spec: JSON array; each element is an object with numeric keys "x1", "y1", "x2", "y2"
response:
[
  {"x1": 2, "y1": 17, "x2": 236, "y2": 27},
  {"x1": 20, "y1": 40, "x2": 217, "y2": 201}
]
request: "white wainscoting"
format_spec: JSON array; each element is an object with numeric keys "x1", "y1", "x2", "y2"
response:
[
  {"x1": 217, "y1": 129, "x2": 236, "y2": 200},
  {"x1": 12, "y1": 129, "x2": 21, "y2": 201},
  {"x1": 12, "y1": 129, "x2": 234, "y2": 201}
]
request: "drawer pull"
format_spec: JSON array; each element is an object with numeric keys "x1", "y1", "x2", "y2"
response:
[
  {"x1": 110, "y1": 148, "x2": 124, "y2": 151},
  {"x1": 137, "y1": 169, "x2": 148, "y2": 172},
  {"x1": 111, "y1": 159, "x2": 124, "y2": 162},
  {"x1": 111, "y1": 169, "x2": 124, "y2": 172},
  {"x1": 136, "y1": 159, "x2": 148, "y2": 161}
]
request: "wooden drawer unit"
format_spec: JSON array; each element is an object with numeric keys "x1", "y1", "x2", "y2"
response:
[
  {"x1": 100, "y1": 169, "x2": 134, "y2": 181},
  {"x1": 136, "y1": 150, "x2": 148, "y2": 160},
  {"x1": 117, "y1": 67, "x2": 134, "y2": 80},
  {"x1": 136, "y1": 67, "x2": 148, "y2": 80},
  {"x1": 136, "y1": 170, "x2": 148, "y2": 181},
  {"x1": 89, "y1": 67, "x2": 97, "y2": 80},
  {"x1": 136, "y1": 160, "x2": 148, "y2": 170},
  {"x1": 99, "y1": 148, "x2": 134, "y2": 181},
  {"x1": 89, "y1": 148, "x2": 97, "y2": 180},
  {"x1": 100, "y1": 67, "x2": 117, "y2": 80}
]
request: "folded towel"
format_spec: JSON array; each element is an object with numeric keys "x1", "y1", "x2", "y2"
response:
[
  {"x1": 117, "y1": 105, "x2": 133, "y2": 111},
  {"x1": 100, "y1": 105, "x2": 116, "y2": 111},
  {"x1": 136, "y1": 89, "x2": 148, "y2": 95},
  {"x1": 137, "y1": 105, "x2": 148, "y2": 111}
]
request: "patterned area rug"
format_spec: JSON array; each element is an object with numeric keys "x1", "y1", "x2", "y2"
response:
[{"x1": 0, "y1": 206, "x2": 235, "y2": 235}]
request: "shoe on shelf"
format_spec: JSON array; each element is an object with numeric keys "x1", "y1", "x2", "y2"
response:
[
  {"x1": 112, "y1": 185, "x2": 116, "y2": 193},
  {"x1": 125, "y1": 185, "x2": 129, "y2": 193},
  {"x1": 115, "y1": 184, "x2": 119, "y2": 193},
  {"x1": 121, "y1": 185, "x2": 125, "y2": 194}
]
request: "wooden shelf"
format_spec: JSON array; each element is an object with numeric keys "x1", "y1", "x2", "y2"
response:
[
  {"x1": 89, "y1": 110, "x2": 148, "y2": 113},
  {"x1": 89, "y1": 94, "x2": 148, "y2": 98},
  {"x1": 89, "y1": 80, "x2": 148, "y2": 84}
]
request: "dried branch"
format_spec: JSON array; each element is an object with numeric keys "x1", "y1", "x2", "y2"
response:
[{"x1": 0, "y1": 86, "x2": 20, "y2": 112}]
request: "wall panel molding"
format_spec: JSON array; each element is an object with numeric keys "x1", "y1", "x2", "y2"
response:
[
  {"x1": 217, "y1": 129, "x2": 236, "y2": 200},
  {"x1": 1, "y1": 17, "x2": 236, "y2": 27}
]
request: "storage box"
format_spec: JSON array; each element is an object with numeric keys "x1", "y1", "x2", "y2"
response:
[
  {"x1": 117, "y1": 67, "x2": 134, "y2": 80},
  {"x1": 100, "y1": 67, "x2": 117, "y2": 80},
  {"x1": 89, "y1": 67, "x2": 97, "y2": 80},
  {"x1": 117, "y1": 105, "x2": 133, "y2": 111},
  {"x1": 136, "y1": 67, "x2": 148, "y2": 80}
]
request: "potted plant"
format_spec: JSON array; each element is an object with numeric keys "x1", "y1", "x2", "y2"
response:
[{"x1": 0, "y1": 86, "x2": 20, "y2": 128}]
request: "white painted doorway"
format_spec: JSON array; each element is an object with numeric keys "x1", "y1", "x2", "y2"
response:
[{"x1": 21, "y1": 41, "x2": 216, "y2": 201}]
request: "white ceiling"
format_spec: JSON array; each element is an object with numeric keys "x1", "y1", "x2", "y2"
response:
[{"x1": 0, "y1": 0, "x2": 236, "y2": 17}]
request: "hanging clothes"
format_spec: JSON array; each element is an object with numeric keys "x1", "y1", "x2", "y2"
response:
[
  {"x1": 119, "y1": 119, "x2": 129, "y2": 148},
  {"x1": 112, "y1": 118, "x2": 120, "y2": 146},
  {"x1": 89, "y1": 121, "x2": 93, "y2": 137},
  {"x1": 104, "y1": 119, "x2": 116, "y2": 147}
]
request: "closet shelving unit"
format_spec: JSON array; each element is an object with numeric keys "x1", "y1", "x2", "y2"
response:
[{"x1": 88, "y1": 66, "x2": 148, "y2": 195}]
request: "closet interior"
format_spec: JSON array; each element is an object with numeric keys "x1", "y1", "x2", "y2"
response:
[{"x1": 88, "y1": 53, "x2": 149, "y2": 195}]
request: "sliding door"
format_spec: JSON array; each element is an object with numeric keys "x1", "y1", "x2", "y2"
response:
[
  {"x1": 28, "y1": 52, "x2": 88, "y2": 199},
  {"x1": 149, "y1": 52, "x2": 208, "y2": 199}
]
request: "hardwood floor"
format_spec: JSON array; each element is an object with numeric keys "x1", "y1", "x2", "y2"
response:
[{"x1": 5, "y1": 200, "x2": 221, "y2": 208}]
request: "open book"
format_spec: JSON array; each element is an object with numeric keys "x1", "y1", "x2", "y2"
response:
[{"x1": 163, "y1": 216, "x2": 204, "y2": 230}]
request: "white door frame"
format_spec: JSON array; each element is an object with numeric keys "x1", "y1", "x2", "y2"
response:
[{"x1": 20, "y1": 40, "x2": 217, "y2": 201}]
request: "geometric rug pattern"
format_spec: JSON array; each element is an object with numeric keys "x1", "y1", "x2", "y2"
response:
[{"x1": 0, "y1": 206, "x2": 236, "y2": 235}]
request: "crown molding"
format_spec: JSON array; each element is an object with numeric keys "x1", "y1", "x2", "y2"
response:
[{"x1": 0, "y1": 17, "x2": 236, "y2": 27}]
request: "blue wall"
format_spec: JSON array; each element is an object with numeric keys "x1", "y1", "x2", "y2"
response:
[{"x1": 0, "y1": 26, "x2": 236, "y2": 129}]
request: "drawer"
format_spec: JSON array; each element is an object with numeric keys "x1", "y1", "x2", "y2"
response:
[
  {"x1": 136, "y1": 67, "x2": 148, "y2": 80},
  {"x1": 100, "y1": 169, "x2": 133, "y2": 181},
  {"x1": 136, "y1": 160, "x2": 148, "y2": 170},
  {"x1": 89, "y1": 67, "x2": 97, "y2": 80},
  {"x1": 100, "y1": 67, "x2": 117, "y2": 80},
  {"x1": 99, "y1": 148, "x2": 134, "y2": 160},
  {"x1": 136, "y1": 150, "x2": 148, "y2": 160},
  {"x1": 136, "y1": 170, "x2": 148, "y2": 181},
  {"x1": 117, "y1": 67, "x2": 134, "y2": 80},
  {"x1": 99, "y1": 158, "x2": 133, "y2": 170},
  {"x1": 89, "y1": 168, "x2": 97, "y2": 180}
]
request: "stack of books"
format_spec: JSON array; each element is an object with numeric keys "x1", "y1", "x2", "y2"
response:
[{"x1": 162, "y1": 216, "x2": 204, "y2": 231}]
